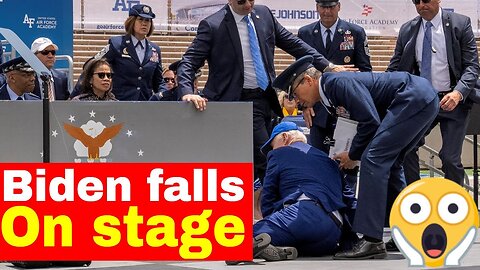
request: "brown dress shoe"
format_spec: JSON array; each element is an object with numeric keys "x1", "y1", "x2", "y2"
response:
[
  {"x1": 225, "y1": 233, "x2": 271, "y2": 265},
  {"x1": 333, "y1": 238, "x2": 387, "y2": 260},
  {"x1": 260, "y1": 245, "x2": 298, "y2": 261}
]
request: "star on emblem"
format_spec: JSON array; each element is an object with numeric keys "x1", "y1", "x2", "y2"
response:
[
  {"x1": 69, "y1": 115, "x2": 75, "y2": 122},
  {"x1": 109, "y1": 115, "x2": 116, "y2": 122},
  {"x1": 126, "y1": 130, "x2": 133, "y2": 137},
  {"x1": 51, "y1": 130, "x2": 58, "y2": 137},
  {"x1": 138, "y1": 149, "x2": 144, "y2": 156},
  {"x1": 89, "y1": 110, "x2": 96, "y2": 118}
]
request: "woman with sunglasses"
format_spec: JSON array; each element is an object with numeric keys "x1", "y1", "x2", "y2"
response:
[
  {"x1": 94, "y1": 4, "x2": 164, "y2": 101},
  {"x1": 71, "y1": 58, "x2": 116, "y2": 101},
  {"x1": 277, "y1": 91, "x2": 299, "y2": 117}
]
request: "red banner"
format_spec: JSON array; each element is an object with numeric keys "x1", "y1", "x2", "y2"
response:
[{"x1": 0, "y1": 163, "x2": 253, "y2": 261}]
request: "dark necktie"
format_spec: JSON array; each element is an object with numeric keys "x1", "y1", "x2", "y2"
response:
[
  {"x1": 136, "y1": 41, "x2": 144, "y2": 49},
  {"x1": 421, "y1": 21, "x2": 433, "y2": 82},
  {"x1": 16, "y1": 96, "x2": 23, "y2": 100},
  {"x1": 325, "y1": 29, "x2": 332, "y2": 52},
  {"x1": 244, "y1": 15, "x2": 269, "y2": 90}
]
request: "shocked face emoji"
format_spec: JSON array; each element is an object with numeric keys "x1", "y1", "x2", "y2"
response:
[{"x1": 390, "y1": 177, "x2": 479, "y2": 267}]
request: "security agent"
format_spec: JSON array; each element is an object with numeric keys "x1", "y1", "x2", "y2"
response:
[
  {"x1": 386, "y1": 0, "x2": 480, "y2": 186},
  {"x1": 0, "y1": 57, "x2": 40, "y2": 100},
  {"x1": 273, "y1": 56, "x2": 439, "y2": 259}
]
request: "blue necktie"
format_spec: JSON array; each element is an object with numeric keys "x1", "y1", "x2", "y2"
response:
[
  {"x1": 421, "y1": 21, "x2": 433, "y2": 82},
  {"x1": 244, "y1": 15, "x2": 269, "y2": 90}
]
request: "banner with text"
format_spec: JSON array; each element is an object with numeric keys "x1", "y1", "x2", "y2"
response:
[{"x1": 74, "y1": 0, "x2": 480, "y2": 36}]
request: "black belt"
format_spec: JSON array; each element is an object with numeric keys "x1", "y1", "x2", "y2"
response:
[{"x1": 438, "y1": 90, "x2": 453, "y2": 98}]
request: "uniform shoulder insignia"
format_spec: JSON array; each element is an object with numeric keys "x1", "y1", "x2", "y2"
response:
[{"x1": 95, "y1": 44, "x2": 110, "y2": 60}]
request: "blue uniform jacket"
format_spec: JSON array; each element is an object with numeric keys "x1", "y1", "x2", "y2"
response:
[
  {"x1": 261, "y1": 141, "x2": 350, "y2": 217},
  {"x1": 321, "y1": 71, "x2": 438, "y2": 161},
  {"x1": 298, "y1": 19, "x2": 372, "y2": 129},
  {"x1": 99, "y1": 35, "x2": 164, "y2": 101},
  {"x1": 177, "y1": 4, "x2": 330, "y2": 115},
  {"x1": 0, "y1": 84, "x2": 40, "y2": 100}
]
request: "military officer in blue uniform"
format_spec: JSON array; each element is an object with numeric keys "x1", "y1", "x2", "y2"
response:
[
  {"x1": 273, "y1": 56, "x2": 439, "y2": 259},
  {"x1": 254, "y1": 121, "x2": 356, "y2": 259},
  {"x1": 0, "y1": 57, "x2": 40, "y2": 100},
  {"x1": 298, "y1": 0, "x2": 371, "y2": 153},
  {"x1": 95, "y1": 4, "x2": 164, "y2": 101}
]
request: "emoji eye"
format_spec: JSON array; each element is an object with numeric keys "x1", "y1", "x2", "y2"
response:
[
  {"x1": 438, "y1": 193, "x2": 468, "y2": 224},
  {"x1": 400, "y1": 193, "x2": 431, "y2": 224}
]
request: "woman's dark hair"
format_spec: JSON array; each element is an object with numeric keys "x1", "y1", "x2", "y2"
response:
[
  {"x1": 80, "y1": 58, "x2": 112, "y2": 94},
  {"x1": 124, "y1": 16, "x2": 154, "y2": 37}
]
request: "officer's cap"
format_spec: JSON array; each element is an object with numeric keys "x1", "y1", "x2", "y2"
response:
[
  {"x1": 261, "y1": 122, "x2": 303, "y2": 154},
  {"x1": 272, "y1": 55, "x2": 314, "y2": 100},
  {"x1": 316, "y1": 0, "x2": 340, "y2": 7},
  {"x1": 0, "y1": 57, "x2": 34, "y2": 73},
  {"x1": 129, "y1": 4, "x2": 156, "y2": 19}
]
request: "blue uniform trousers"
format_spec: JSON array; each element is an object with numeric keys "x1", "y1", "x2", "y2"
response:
[
  {"x1": 254, "y1": 200, "x2": 341, "y2": 256},
  {"x1": 353, "y1": 99, "x2": 439, "y2": 240}
]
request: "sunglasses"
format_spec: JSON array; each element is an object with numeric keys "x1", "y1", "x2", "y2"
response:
[
  {"x1": 94, "y1": 72, "x2": 113, "y2": 79},
  {"x1": 412, "y1": 0, "x2": 431, "y2": 4},
  {"x1": 163, "y1": 78, "x2": 175, "y2": 83},
  {"x1": 39, "y1": 50, "x2": 56, "y2": 56}
]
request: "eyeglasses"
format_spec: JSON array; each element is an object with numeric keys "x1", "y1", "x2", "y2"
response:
[
  {"x1": 290, "y1": 76, "x2": 305, "y2": 100},
  {"x1": 94, "y1": 72, "x2": 113, "y2": 79},
  {"x1": 237, "y1": 0, "x2": 254, "y2": 5},
  {"x1": 163, "y1": 78, "x2": 175, "y2": 83},
  {"x1": 38, "y1": 50, "x2": 56, "y2": 56},
  {"x1": 412, "y1": 0, "x2": 431, "y2": 4}
]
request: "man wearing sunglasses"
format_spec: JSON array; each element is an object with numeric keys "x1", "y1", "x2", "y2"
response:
[
  {"x1": 177, "y1": 0, "x2": 344, "y2": 219},
  {"x1": 30, "y1": 37, "x2": 70, "y2": 100},
  {"x1": 387, "y1": 0, "x2": 479, "y2": 188}
]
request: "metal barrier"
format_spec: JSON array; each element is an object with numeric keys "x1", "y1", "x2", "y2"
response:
[{"x1": 420, "y1": 135, "x2": 480, "y2": 191}]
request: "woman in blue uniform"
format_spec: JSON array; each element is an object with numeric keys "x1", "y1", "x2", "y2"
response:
[{"x1": 95, "y1": 4, "x2": 164, "y2": 101}]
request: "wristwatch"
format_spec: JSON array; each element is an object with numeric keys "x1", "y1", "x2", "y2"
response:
[{"x1": 323, "y1": 62, "x2": 336, "y2": 72}]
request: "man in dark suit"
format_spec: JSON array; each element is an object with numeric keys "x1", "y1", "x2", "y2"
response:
[
  {"x1": 176, "y1": 0, "x2": 343, "y2": 205},
  {"x1": 254, "y1": 121, "x2": 356, "y2": 259},
  {"x1": 0, "y1": 57, "x2": 40, "y2": 100},
  {"x1": 274, "y1": 56, "x2": 439, "y2": 259},
  {"x1": 30, "y1": 37, "x2": 70, "y2": 100},
  {"x1": 298, "y1": 0, "x2": 371, "y2": 153},
  {"x1": 386, "y1": 0, "x2": 479, "y2": 186}
]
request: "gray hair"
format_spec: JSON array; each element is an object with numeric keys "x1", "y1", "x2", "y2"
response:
[{"x1": 291, "y1": 67, "x2": 322, "y2": 88}]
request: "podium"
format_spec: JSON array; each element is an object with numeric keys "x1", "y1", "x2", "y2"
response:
[{"x1": 466, "y1": 104, "x2": 480, "y2": 207}]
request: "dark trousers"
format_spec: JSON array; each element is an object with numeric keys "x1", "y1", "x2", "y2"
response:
[
  {"x1": 241, "y1": 88, "x2": 272, "y2": 183},
  {"x1": 404, "y1": 104, "x2": 471, "y2": 186},
  {"x1": 353, "y1": 99, "x2": 438, "y2": 240}
]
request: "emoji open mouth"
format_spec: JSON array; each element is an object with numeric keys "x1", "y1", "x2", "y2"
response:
[{"x1": 422, "y1": 223, "x2": 447, "y2": 258}]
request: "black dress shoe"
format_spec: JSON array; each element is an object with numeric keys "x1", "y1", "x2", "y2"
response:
[
  {"x1": 333, "y1": 238, "x2": 387, "y2": 260},
  {"x1": 385, "y1": 238, "x2": 399, "y2": 252}
]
